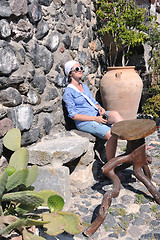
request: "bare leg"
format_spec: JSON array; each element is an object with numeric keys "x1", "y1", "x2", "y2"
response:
[
  {"x1": 104, "y1": 133, "x2": 118, "y2": 161},
  {"x1": 107, "y1": 110, "x2": 123, "y2": 124},
  {"x1": 104, "y1": 111, "x2": 123, "y2": 161}
]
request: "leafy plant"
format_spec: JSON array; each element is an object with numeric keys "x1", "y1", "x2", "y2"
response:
[
  {"x1": 0, "y1": 128, "x2": 83, "y2": 238},
  {"x1": 135, "y1": 193, "x2": 145, "y2": 204},
  {"x1": 148, "y1": 21, "x2": 160, "y2": 85},
  {"x1": 95, "y1": 0, "x2": 153, "y2": 66},
  {"x1": 151, "y1": 205, "x2": 157, "y2": 213},
  {"x1": 115, "y1": 207, "x2": 126, "y2": 216},
  {"x1": 142, "y1": 94, "x2": 160, "y2": 118},
  {"x1": 142, "y1": 22, "x2": 160, "y2": 118}
]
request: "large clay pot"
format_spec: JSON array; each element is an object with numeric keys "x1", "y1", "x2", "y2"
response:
[{"x1": 100, "y1": 66, "x2": 143, "y2": 120}]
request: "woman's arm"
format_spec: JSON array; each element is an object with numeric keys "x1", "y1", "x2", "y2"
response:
[
  {"x1": 72, "y1": 113, "x2": 107, "y2": 124},
  {"x1": 83, "y1": 85, "x2": 106, "y2": 115},
  {"x1": 96, "y1": 104, "x2": 106, "y2": 116}
]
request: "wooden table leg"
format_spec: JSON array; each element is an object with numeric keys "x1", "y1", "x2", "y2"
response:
[
  {"x1": 83, "y1": 153, "x2": 135, "y2": 237},
  {"x1": 127, "y1": 138, "x2": 152, "y2": 179},
  {"x1": 83, "y1": 142, "x2": 160, "y2": 237},
  {"x1": 131, "y1": 144, "x2": 160, "y2": 204}
]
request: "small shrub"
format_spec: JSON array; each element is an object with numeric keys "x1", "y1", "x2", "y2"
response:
[{"x1": 142, "y1": 94, "x2": 160, "y2": 118}]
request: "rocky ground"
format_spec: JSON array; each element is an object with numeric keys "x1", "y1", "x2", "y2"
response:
[{"x1": 44, "y1": 128, "x2": 160, "y2": 240}]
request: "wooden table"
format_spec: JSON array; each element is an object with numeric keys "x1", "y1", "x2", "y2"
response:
[{"x1": 84, "y1": 119, "x2": 160, "y2": 237}]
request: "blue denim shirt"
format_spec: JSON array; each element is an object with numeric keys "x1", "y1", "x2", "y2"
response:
[{"x1": 63, "y1": 83, "x2": 100, "y2": 128}]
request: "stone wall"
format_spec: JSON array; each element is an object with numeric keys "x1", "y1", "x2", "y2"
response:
[
  {"x1": 0, "y1": 0, "x2": 105, "y2": 150},
  {"x1": 0, "y1": 0, "x2": 159, "y2": 153}
]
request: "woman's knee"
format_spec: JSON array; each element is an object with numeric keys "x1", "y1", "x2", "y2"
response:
[{"x1": 108, "y1": 110, "x2": 123, "y2": 123}]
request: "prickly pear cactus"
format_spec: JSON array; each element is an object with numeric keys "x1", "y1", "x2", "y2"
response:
[
  {"x1": 0, "y1": 170, "x2": 8, "y2": 199},
  {"x1": 9, "y1": 147, "x2": 28, "y2": 171},
  {"x1": 0, "y1": 219, "x2": 26, "y2": 236},
  {"x1": 62, "y1": 212, "x2": 83, "y2": 235},
  {"x1": 1, "y1": 128, "x2": 83, "y2": 238},
  {"x1": 3, "y1": 128, "x2": 21, "y2": 151},
  {"x1": 2, "y1": 191, "x2": 44, "y2": 207},
  {"x1": 42, "y1": 211, "x2": 83, "y2": 236},
  {"x1": 5, "y1": 166, "x2": 16, "y2": 176},
  {"x1": 0, "y1": 217, "x2": 48, "y2": 236},
  {"x1": 25, "y1": 165, "x2": 38, "y2": 187},
  {"x1": 23, "y1": 229, "x2": 46, "y2": 240},
  {"x1": 48, "y1": 194, "x2": 64, "y2": 213},
  {"x1": 36, "y1": 190, "x2": 60, "y2": 206},
  {"x1": 6, "y1": 169, "x2": 29, "y2": 191}
]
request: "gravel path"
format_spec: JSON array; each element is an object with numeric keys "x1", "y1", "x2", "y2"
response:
[{"x1": 47, "y1": 129, "x2": 160, "y2": 240}]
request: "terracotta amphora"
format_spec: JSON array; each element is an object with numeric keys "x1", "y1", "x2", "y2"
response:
[{"x1": 100, "y1": 66, "x2": 143, "y2": 120}]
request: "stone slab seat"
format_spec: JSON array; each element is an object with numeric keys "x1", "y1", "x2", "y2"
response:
[{"x1": 27, "y1": 131, "x2": 96, "y2": 210}]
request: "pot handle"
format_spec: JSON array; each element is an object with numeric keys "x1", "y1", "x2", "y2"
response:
[{"x1": 115, "y1": 72, "x2": 122, "y2": 79}]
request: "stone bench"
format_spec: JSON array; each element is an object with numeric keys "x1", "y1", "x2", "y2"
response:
[{"x1": 27, "y1": 130, "x2": 98, "y2": 210}]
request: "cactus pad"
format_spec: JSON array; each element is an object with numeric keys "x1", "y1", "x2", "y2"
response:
[
  {"x1": 48, "y1": 195, "x2": 64, "y2": 213},
  {"x1": 42, "y1": 212, "x2": 83, "y2": 236},
  {"x1": 3, "y1": 128, "x2": 21, "y2": 151},
  {"x1": 36, "y1": 190, "x2": 60, "y2": 206},
  {"x1": 23, "y1": 229, "x2": 46, "y2": 240},
  {"x1": 0, "y1": 170, "x2": 8, "y2": 199},
  {"x1": 0, "y1": 218, "x2": 26, "y2": 236},
  {"x1": 25, "y1": 165, "x2": 38, "y2": 187},
  {"x1": 42, "y1": 212, "x2": 65, "y2": 236},
  {"x1": 6, "y1": 169, "x2": 29, "y2": 191},
  {"x1": 15, "y1": 202, "x2": 40, "y2": 216},
  {"x1": 5, "y1": 166, "x2": 16, "y2": 176},
  {"x1": 0, "y1": 217, "x2": 48, "y2": 236},
  {"x1": 60, "y1": 212, "x2": 83, "y2": 235},
  {"x1": 2, "y1": 191, "x2": 44, "y2": 207},
  {"x1": 9, "y1": 147, "x2": 28, "y2": 171}
]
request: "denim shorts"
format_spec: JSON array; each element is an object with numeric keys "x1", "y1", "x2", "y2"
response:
[{"x1": 77, "y1": 111, "x2": 111, "y2": 139}]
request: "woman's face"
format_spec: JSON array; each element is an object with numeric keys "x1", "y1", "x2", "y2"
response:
[{"x1": 70, "y1": 63, "x2": 83, "y2": 80}]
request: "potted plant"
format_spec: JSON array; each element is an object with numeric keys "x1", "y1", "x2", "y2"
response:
[{"x1": 95, "y1": 0, "x2": 154, "y2": 119}]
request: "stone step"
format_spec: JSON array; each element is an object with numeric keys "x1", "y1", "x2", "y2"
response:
[
  {"x1": 27, "y1": 131, "x2": 96, "y2": 209},
  {"x1": 27, "y1": 132, "x2": 90, "y2": 166}
]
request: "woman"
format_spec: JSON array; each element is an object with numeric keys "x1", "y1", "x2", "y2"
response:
[{"x1": 63, "y1": 60, "x2": 123, "y2": 162}]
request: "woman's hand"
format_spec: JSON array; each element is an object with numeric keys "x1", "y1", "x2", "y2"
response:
[
  {"x1": 97, "y1": 106, "x2": 106, "y2": 116},
  {"x1": 95, "y1": 115, "x2": 108, "y2": 124}
]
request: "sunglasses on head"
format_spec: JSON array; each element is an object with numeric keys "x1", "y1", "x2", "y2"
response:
[{"x1": 71, "y1": 66, "x2": 83, "y2": 73}]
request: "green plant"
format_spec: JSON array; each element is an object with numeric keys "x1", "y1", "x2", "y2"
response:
[
  {"x1": 108, "y1": 207, "x2": 114, "y2": 213},
  {"x1": 121, "y1": 147, "x2": 127, "y2": 152},
  {"x1": 104, "y1": 225, "x2": 108, "y2": 232},
  {"x1": 135, "y1": 193, "x2": 148, "y2": 204},
  {"x1": 121, "y1": 219, "x2": 128, "y2": 229},
  {"x1": 0, "y1": 128, "x2": 83, "y2": 238},
  {"x1": 116, "y1": 207, "x2": 126, "y2": 216},
  {"x1": 151, "y1": 205, "x2": 157, "y2": 213},
  {"x1": 95, "y1": 0, "x2": 153, "y2": 66},
  {"x1": 142, "y1": 94, "x2": 160, "y2": 118},
  {"x1": 148, "y1": 21, "x2": 160, "y2": 85},
  {"x1": 142, "y1": 22, "x2": 160, "y2": 118},
  {"x1": 150, "y1": 205, "x2": 160, "y2": 219}
]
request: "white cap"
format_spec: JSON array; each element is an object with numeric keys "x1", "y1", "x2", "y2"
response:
[{"x1": 64, "y1": 60, "x2": 78, "y2": 82}]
